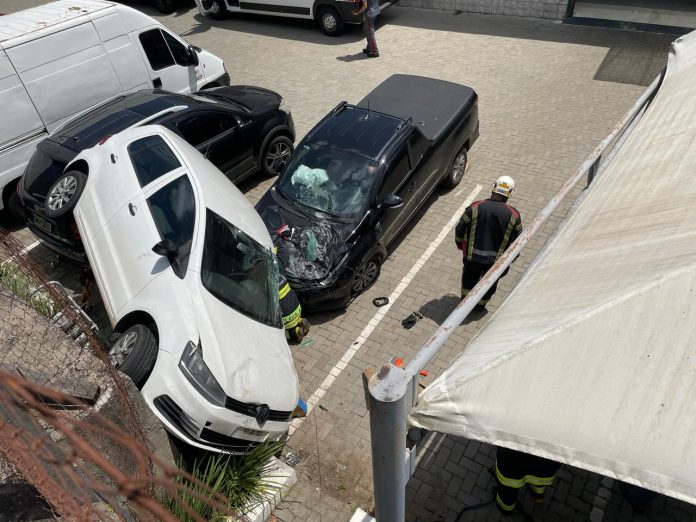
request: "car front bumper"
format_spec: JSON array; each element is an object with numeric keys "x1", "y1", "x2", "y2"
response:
[{"x1": 143, "y1": 351, "x2": 292, "y2": 453}]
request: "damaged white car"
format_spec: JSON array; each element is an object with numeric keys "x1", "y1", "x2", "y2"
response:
[{"x1": 71, "y1": 125, "x2": 299, "y2": 452}]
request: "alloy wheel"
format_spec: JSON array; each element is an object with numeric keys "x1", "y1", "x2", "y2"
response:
[
  {"x1": 109, "y1": 330, "x2": 138, "y2": 368},
  {"x1": 265, "y1": 142, "x2": 292, "y2": 173},
  {"x1": 47, "y1": 175, "x2": 78, "y2": 211},
  {"x1": 451, "y1": 151, "x2": 467, "y2": 184},
  {"x1": 352, "y1": 259, "x2": 379, "y2": 294}
]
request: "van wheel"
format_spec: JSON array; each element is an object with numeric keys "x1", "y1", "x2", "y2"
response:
[
  {"x1": 319, "y1": 7, "x2": 345, "y2": 36},
  {"x1": 153, "y1": 0, "x2": 176, "y2": 14},
  {"x1": 5, "y1": 189, "x2": 25, "y2": 223},
  {"x1": 261, "y1": 136, "x2": 293, "y2": 177},
  {"x1": 210, "y1": 0, "x2": 229, "y2": 19},
  {"x1": 109, "y1": 325, "x2": 158, "y2": 389},
  {"x1": 44, "y1": 171, "x2": 87, "y2": 219},
  {"x1": 442, "y1": 146, "x2": 467, "y2": 189}
]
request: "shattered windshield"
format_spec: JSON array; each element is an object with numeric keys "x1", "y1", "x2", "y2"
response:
[
  {"x1": 277, "y1": 143, "x2": 379, "y2": 218},
  {"x1": 201, "y1": 210, "x2": 282, "y2": 328}
]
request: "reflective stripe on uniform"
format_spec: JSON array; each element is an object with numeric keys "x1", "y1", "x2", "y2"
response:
[
  {"x1": 495, "y1": 465, "x2": 556, "y2": 488},
  {"x1": 496, "y1": 492, "x2": 516, "y2": 511},
  {"x1": 496, "y1": 215, "x2": 517, "y2": 259},
  {"x1": 529, "y1": 483, "x2": 546, "y2": 495},
  {"x1": 467, "y1": 205, "x2": 478, "y2": 260},
  {"x1": 279, "y1": 282, "x2": 291, "y2": 299},
  {"x1": 283, "y1": 305, "x2": 302, "y2": 329}
]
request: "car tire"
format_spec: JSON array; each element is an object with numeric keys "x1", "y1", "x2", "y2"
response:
[
  {"x1": 153, "y1": 0, "x2": 176, "y2": 14},
  {"x1": 5, "y1": 189, "x2": 25, "y2": 223},
  {"x1": 109, "y1": 325, "x2": 158, "y2": 389},
  {"x1": 442, "y1": 146, "x2": 468, "y2": 189},
  {"x1": 209, "y1": 0, "x2": 229, "y2": 20},
  {"x1": 351, "y1": 255, "x2": 381, "y2": 296},
  {"x1": 319, "y1": 7, "x2": 345, "y2": 36},
  {"x1": 44, "y1": 171, "x2": 87, "y2": 219},
  {"x1": 261, "y1": 135, "x2": 294, "y2": 177}
]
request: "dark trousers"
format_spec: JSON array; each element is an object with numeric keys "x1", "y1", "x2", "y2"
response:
[
  {"x1": 495, "y1": 447, "x2": 561, "y2": 513},
  {"x1": 363, "y1": 15, "x2": 378, "y2": 54},
  {"x1": 461, "y1": 261, "x2": 498, "y2": 304}
]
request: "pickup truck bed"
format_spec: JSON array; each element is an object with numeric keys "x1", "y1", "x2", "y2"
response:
[{"x1": 357, "y1": 74, "x2": 477, "y2": 141}]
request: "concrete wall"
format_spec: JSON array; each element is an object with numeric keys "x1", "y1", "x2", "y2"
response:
[{"x1": 397, "y1": 0, "x2": 570, "y2": 20}]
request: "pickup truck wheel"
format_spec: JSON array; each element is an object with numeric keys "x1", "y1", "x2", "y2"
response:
[
  {"x1": 319, "y1": 7, "x2": 345, "y2": 36},
  {"x1": 262, "y1": 136, "x2": 293, "y2": 177},
  {"x1": 153, "y1": 0, "x2": 176, "y2": 14},
  {"x1": 351, "y1": 256, "x2": 380, "y2": 295},
  {"x1": 443, "y1": 146, "x2": 468, "y2": 189},
  {"x1": 44, "y1": 171, "x2": 87, "y2": 219},
  {"x1": 109, "y1": 325, "x2": 158, "y2": 389}
]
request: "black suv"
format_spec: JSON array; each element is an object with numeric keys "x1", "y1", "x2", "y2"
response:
[{"x1": 19, "y1": 86, "x2": 294, "y2": 263}]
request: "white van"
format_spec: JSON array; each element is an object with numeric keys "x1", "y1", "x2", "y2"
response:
[
  {"x1": 0, "y1": 0, "x2": 228, "y2": 218},
  {"x1": 195, "y1": 0, "x2": 398, "y2": 36}
]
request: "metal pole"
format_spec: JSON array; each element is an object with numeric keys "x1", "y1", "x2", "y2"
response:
[{"x1": 368, "y1": 363, "x2": 411, "y2": 522}]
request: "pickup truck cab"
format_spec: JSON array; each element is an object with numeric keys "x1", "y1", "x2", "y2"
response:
[{"x1": 256, "y1": 74, "x2": 479, "y2": 309}]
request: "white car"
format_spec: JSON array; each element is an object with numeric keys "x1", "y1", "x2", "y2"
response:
[{"x1": 70, "y1": 125, "x2": 299, "y2": 452}]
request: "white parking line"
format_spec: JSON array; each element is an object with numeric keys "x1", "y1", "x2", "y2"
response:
[
  {"x1": 1, "y1": 240, "x2": 40, "y2": 266},
  {"x1": 289, "y1": 184, "x2": 483, "y2": 436}
]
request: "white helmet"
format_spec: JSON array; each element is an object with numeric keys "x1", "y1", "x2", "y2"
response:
[{"x1": 493, "y1": 175, "x2": 515, "y2": 198}]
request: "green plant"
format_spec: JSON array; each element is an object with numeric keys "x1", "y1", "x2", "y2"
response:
[
  {"x1": 0, "y1": 262, "x2": 57, "y2": 318},
  {"x1": 165, "y1": 440, "x2": 285, "y2": 521}
]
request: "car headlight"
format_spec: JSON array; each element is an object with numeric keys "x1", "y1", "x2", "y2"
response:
[
  {"x1": 278, "y1": 98, "x2": 291, "y2": 114},
  {"x1": 179, "y1": 341, "x2": 226, "y2": 407}
]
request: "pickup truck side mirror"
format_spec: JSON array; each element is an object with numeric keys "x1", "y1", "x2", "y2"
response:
[
  {"x1": 153, "y1": 239, "x2": 179, "y2": 259},
  {"x1": 187, "y1": 46, "x2": 200, "y2": 67},
  {"x1": 382, "y1": 194, "x2": 403, "y2": 209}
]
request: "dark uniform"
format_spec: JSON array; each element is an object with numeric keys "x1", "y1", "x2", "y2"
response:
[
  {"x1": 454, "y1": 197, "x2": 522, "y2": 306},
  {"x1": 494, "y1": 447, "x2": 562, "y2": 514},
  {"x1": 273, "y1": 229, "x2": 309, "y2": 342}
]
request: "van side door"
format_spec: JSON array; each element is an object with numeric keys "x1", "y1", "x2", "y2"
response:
[{"x1": 136, "y1": 28, "x2": 201, "y2": 93}]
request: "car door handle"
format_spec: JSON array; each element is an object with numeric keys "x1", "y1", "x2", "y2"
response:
[
  {"x1": 129, "y1": 203, "x2": 137, "y2": 216},
  {"x1": 153, "y1": 77, "x2": 162, "y2": 89}
]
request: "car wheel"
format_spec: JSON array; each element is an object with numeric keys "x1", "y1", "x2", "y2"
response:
[
  {"x1": 153, "y1": 0, "x2": 176, "y2": 14},
  {"x1": 209, "y1": 0, "x2": 229, "y2": 19},
  {"x1": 109, "y1": 325, "x2": 158, "y2": 389},
  {"x1": 5, "y1": 189, "x2": 25, "y2": 223},
  {"x1": 443, "y1": 146, "x2": 468, "y2": 189},
  {"x1": 319, "y1": 7, "x2": 345, "y2": 36},
  {"x1": 262, "y1": 136, "x2": 294, "y2": 177},
  {"x1": 44, "y1": 171, "x2": 87, "y2": 219},
  {"x1": 351, "y1": 256, "x2": 381, "y2": 295}
]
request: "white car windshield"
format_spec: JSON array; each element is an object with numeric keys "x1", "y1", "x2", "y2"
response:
[
  {"x1": 277, "y1": 143, "x2": 379, "y2": 218},
  {"x1": 200, "y1": 210, "x2": 282, "y2": 328}
]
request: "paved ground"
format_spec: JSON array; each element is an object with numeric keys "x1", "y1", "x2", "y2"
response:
[{"x1": 1, "y1": 1, "x2": 692, "y2": 521}]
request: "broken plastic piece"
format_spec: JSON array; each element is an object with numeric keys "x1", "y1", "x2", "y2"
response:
[
  {"x1": 292, "y1": 398, "x2": 308, "y2": 418},
  {"x1": 419, "y1": 369, "x2": 429, "y2": 377},
  {"x1": 373, "y1": 296, "x2": 389, "y2": 307},
  {"x1": 304, "y1": 229, "x2": 318, "y2": 261},
  {"x1": 393, "y1": 357, "x2": 404, "y2": 368}
]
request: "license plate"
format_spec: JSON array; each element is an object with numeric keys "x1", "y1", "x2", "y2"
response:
[{"x1": 33, "y1": 214, "x2": 52, "y2": 234}]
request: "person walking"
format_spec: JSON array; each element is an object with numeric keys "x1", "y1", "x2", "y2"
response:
[
  {"x1": 353, "y1": 0, "x2": 380, "y2": 58},
  {"x1": 454, "y1": 176, "x2": 522, "y2": 309},
  {"x1": 494, "y1": 447, "x2": 562, "y2": 515}
]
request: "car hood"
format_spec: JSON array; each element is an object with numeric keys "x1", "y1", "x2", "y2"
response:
[
  {"x1": 257, "y1": 197, "x2": 357, "y2": 289},
  {"x1": 202, "y1": 86, "x2": 281, "y2": 115},
  {"x1": 191, "y1": 282, "x2": 299, "y2": 412}
]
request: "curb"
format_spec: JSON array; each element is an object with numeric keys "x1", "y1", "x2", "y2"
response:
[{"x1": 233, "y1": 457, "x2": 297, "y2": 522}]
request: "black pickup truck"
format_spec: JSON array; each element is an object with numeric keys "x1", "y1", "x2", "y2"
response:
[{"x1": 256, "y1": 74, "x2": 479, "y2": 309}]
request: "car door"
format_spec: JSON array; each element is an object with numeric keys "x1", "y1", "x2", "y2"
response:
[
  {"x1": 171, "y1": 110, "x2": 253, "y2": 181},
  {"x1": 81, "y1": 134, "x2": 185, "y2": 318},
  {"x1": 375, "y1": 143, "x2": 420, "y2": 244},
  {"x1": 136, "y1": 27, "x2": 199, "y2": 92}
]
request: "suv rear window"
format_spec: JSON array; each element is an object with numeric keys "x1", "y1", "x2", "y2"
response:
[
  {"x1": 23, "y1": 148, "x2": 66, "y2": 196},
  {"x1": 128, "y1": 135, "x2": 181, "y2": 187}
]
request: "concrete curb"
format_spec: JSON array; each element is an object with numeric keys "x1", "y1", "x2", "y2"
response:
[
  {"x1": 350, "y1": 508, "x2": 376, "y2": 522},
  {"x1": 234, "y1": 457, "x2": 297, "y2": 522}
]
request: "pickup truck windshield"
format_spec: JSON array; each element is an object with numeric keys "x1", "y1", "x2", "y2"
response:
[
  {"x1": 201, "y1": 210, "x2": 282, "y2": 328},
  {"x1": 277, "y1": 143, "x2": 379, "y2": 218}
]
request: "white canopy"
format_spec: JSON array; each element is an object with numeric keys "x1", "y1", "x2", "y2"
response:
[{"x1": 409, "y1": 30, "x2": 696, "y2": 505}]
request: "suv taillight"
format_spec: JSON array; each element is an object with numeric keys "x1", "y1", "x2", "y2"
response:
[{"x1": 69, "y1": 221, "x2": 81, "y2": 241}]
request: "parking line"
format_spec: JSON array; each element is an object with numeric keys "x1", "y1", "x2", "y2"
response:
[
  {"x1": 1, "y1": 240, "x2": 40, "y2": 266},
  {"x1": 289, "y1": 184, "x2": 483, "y2": 436}
]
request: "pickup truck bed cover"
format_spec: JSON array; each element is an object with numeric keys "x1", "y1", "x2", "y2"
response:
[{"x1": 357, "y1": 74, "x2": 476, "y2": 142}]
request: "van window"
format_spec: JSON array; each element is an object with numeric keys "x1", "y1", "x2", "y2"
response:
[
  {"x1": 139, "y1": 29, "x2": 175, "y2": 71},
  {"x1": 147, "y1": 175, "x2": 196, "y2": 278},
  {"x1": 162, "y1": 30, "x2": 190, "y2": 66},
  {"x1": 174, "y1": 113, "x2": 238, "y2": 146},
  {"x1": 128, "y1": 135, "x2": 181, "y2": 187}
]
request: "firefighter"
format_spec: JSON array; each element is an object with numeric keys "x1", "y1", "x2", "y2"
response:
[
  {"x1": 494, "y1": 447, "x2": 562, "y2": 515},
  {"x1": 454, "y1": 175, "x2": 522, "y2": 309},
  {"x1": 273, "y1": 225, "x2": 310, "y2": 343}
]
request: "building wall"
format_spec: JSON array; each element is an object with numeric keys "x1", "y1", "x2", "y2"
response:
[{"x1": 397, "y1": 0, "x2": 570, "y2": 20}]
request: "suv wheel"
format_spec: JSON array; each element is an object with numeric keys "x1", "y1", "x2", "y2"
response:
[
  {"x1": 109, "y1": 325, "x2": 158, "y2": 389},
  {"x1": 44, "y1": 171, "x2": 87, "y2": 219},
  {"x1": 319, "y1": 7, "x2": 345, "y2": 36},
  {"x1": 262, "y1": 136, "x2": 293, "y2": 176},
  {"x1": 443, "y1": 146, "x2": 468, "y2": 189}
]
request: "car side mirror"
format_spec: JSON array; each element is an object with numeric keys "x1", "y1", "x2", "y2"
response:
[
  {"x1": 188, "y1": 46, "x2": 200, "y2": 67},
  {"x1": 382, "y1": 194, "x2": 404, "y2": 209},
  {"x1": 153, "y1": 239, "x2": 179, "y2": 259}
]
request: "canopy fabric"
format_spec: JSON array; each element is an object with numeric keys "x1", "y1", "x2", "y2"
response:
[{"x1": 409, "y1": 30, "x2": 696, "y2": 505}]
